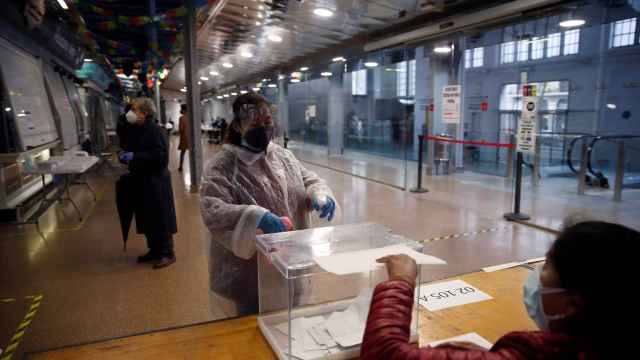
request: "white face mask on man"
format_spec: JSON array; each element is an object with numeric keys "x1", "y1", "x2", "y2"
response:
[{"x1": 126, "y1": 110, "x2": 138, "y2": 124}]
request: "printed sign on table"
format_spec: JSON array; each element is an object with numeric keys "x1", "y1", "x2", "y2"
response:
[
  {"x1": 418, "y1": 279, "x2": 493, "y2": 311},
  {"x1": 442, "y1": 85, "x2": 461, "y2": 124}
]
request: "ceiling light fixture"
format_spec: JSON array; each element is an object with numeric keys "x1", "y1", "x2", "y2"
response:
[
  {"x1": 278, "y1": 75, "x2": 285, "y2": 80},
  {"x1": 223, "y1": 94, "x2": 230, "y2": 98},
  {"x1": 321, "y1": 72, "x2": 332, "y2": 77},
  {"x1": 256, "y1": 21, "x2": 262, "y2": 26},
  {"x1": 240, "y1": 90, "x2": 248, "y2": 94},
  {"x1": 268, "y1": 83, "x2": 277, "y2": 88},
  {"x1": 84, "y1": 58, "x2": 93, "y2": 62},
  {"x1": 241, "y1": 50, "x2": 253, "y2": 58},
  {"x1": 56, "y1": 0, "x2": 69, "y2": 10},
  {"x1": 180, "y1": 88, "x2": 187, "y2": 93},
  {"x1": 200, "y1": 76, "x2": 209, "y2": 81},
  {"x1": 300, "y1": 67, "x2": 309, "y2": 71},
  {"x1": 364, "y1": 61, "x2": 379, "y2": 68},
  {"x1": 313, "y1": 8, "x2": 334, "y2": 17},
  {"x1": 231, "y1": 92, "x2": 238, "y2": 96},
  {"x1": 258, "y1": 5, "x2": 264, "y2": 10},
  {"x1": 434, "y1": 46, "x2": 452, "y2": 54},
  {"x1": 268, "y1": 34, "x2": 283, "y2": 42},
  {"x1": 217, "y1": 96, "x2": 223, "y2": 99},
  {"x1": 607, "y1": 103, "x2": 617, "y2": 109},
  {"x1": 257, "y1": 13, "x2": 264, "y2": 19},
  {"x1": 291, "y1": 78, "x2": 301, "y2": 83},
  {"x1": 209, "y1": 70, "x2": 219, "y2": 76},
  {"x1": 332, "y1": 56, "x2": 346, "y2": 62},
  {"x1": 559, "y1": 18, "x2": 586, "y2": 28},
  {"x1": 222, "y1": 62, "x2": 234, "y2": 68},
  {"x1": 198, "y1": 81, "x2": 202, "y2": 85},
  {"x1": 4, "y1": 107, "x2": 11, "y2": 112},
  {"x1": 252, "y1": 87, "x2": 261, "y2": 91}
]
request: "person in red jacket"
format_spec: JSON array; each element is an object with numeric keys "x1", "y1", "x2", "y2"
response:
[{"x1": 361, "y1": 221, "x2": 640, "y2": 359}]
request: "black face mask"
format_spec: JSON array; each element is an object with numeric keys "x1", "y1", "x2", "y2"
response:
[{"x1": 242, "y1": 126, "x2": 274, "y2": 153}]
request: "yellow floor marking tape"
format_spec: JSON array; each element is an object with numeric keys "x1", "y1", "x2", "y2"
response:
[{"x1": 0, "y1": 294, "x2": 43, "y2": 360}]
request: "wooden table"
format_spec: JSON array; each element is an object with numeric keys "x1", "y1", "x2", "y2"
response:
[{"x1": 27, "y1": 266, "x2": 537, "y2": 360}]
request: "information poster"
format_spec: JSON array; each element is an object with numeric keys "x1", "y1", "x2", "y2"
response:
[
  {"x1": 516, "y1": 85, "x2": 539, "y2": 154},
  {"x1": 442, "y1": 85, "x2": 461, "y2": 124}
]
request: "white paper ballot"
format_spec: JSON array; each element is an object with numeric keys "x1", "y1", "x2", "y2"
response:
[
  {"x1": 418, "y1": 279, "x2": 493, "y2": 311},
  {"x1": 325, "y1": 288, "x2": 372, "y2": 347},
  {"x1": 428, "y1": 332, "x2": 494, "y2": 350},
  {"x1": 314, "y1": 244, "x2": 446, "y2": 275}
]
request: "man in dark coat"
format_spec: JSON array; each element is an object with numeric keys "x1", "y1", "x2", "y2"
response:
[{"x1": 119, "y1": 97, "x2": 178, "y2": 269}]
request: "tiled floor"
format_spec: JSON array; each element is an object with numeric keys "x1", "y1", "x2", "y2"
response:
[{"x1": 0, "y1": 135, "x2": 611, "y2": 357}]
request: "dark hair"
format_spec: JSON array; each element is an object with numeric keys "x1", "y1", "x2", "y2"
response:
[
  {"x1": 548, "y1": 221, "x2": 639, "y2": 349},
  {"x1": 225, "y1": 93, "x2": 269, "y2": 145},
  {"x1": 180, "y1": 104, "x2": 187, "y2": 114}
]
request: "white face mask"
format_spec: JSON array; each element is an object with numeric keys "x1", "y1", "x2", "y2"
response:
[
  {"x1": 126, "y1": 110, "x2": 138, "y2": 124},
  {"x1": 523, "y1": 268, "x2": 568, "y2": 330}
]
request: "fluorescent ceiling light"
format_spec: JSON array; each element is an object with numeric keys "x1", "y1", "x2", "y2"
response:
[
  {"x1": 268, "y1": 83, "x2": 277, "y2": 88},
  {"x1": 84, "y1": 58, "x2": 93, "y2": 62},
  {"x1": 291, "y1": 72, "x2": 301, "y2": 78},
  {"x1": 300, "y1": 67, "x2": 309, "y2": 71},
  {"x1": 222, "y1": 62, "x2": 234, "y2": 68},
  {"x1": 607, "y1": 103, "x2": 617, "y2": 109},
  {"x1": 321, "y1": 72, "x2": 332, "y2": 77},
  {"x1": 314, "y1": 8, "x2": 334, "y2": 17},
  {"x1": 200, "y1": 76, "x2": 209, "y2": 81},
  {"x1": 197, "y1": 81, "x2": 202, "y2": 85},
  {"x1": 434, "y1": 46, "x2": 452, "y2": 54},
  {"x1": 364, "y1": 61, "x2": 379, "y2": 68},
  {"x1": 4, "y1": 107, "x2": 11, "y2": 112},
  {"x1": 180, "y1": 88, "x2": 187, "y2": 93},
  {"x1": 559, "y1": 19, "x2": 586, "y2": 28},
  {"x1": 278, "y1": 75, "x2": 285, "y2": 80},
  {"x1": 268, "y1": 34, "x2": 282, "y2": 42},
  {"x1": 231, "y1": 92, "x2": 238, "y2": 96},
  {"x1": 291, "y1": 78, "x2": 301, "y2": 83},
  {"x1": 252, "y1": 87, "x2": 261, "y2": 91},
  {"x1": 223, "y1": 94, "x2": 230, "y2": 98},
  {"x1": 332, "y1": 56, "x2": 346, "y2": 62},
  {"x1": 56, "y1": 0, "x2": 69, "y2": 10},
  {"x1": 209, "y1": 71, "x2": 219, "y2": 76},
  {"x1": 259, "y1": 5, "x2": 264, "y2": 10},
  {"x1": 257, "y1": 13, "x2": 264, "y2": 19},
  {"x1": 217, "y1": 96, "x2": 223, "y2": 99},
  {"x1": 256, "y1": 21, "x2": 262, "y2": 26},
  {"x1": 240, "y1": 90, "x2": 248, "y2": 94},
  {"x1": 241, "y1": 51, "x2": 253, "y2": 58}
]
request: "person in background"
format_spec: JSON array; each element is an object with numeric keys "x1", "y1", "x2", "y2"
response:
[
  {"x1": 199, "y1": 93, "x2": 339, "y2": 315},
  {"x1": 361, "y1": 221, "x2": 639, "y2": 359},
  {"x1": 178, "y1": 104, "x2": 189, "y2": 172},
  {"x1": 116, "y1": 103, "x2": 132, "y2": 151},
  {"x1": 119, "y1": 97, "x2": 178, "y2": 269}
]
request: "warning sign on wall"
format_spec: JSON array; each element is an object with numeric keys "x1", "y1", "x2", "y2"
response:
[
  {"x1": 517, "y1": 95, "x2": 538, "y2": 154},
  {"x1": 442, "y1": 85, "x2": 461, "y2": 124}
]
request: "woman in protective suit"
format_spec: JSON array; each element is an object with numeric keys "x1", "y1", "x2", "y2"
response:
[{"x1": 200, "y1": 93, "x2": 339, "y2": 316}]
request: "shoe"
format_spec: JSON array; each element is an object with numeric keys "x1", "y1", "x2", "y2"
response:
[
  {"x1": 153, "y1": 254, "x2": 176, "y2": 269},
  {"x1": 137, "y1": 251, "x2": 161, "y2": 263}
]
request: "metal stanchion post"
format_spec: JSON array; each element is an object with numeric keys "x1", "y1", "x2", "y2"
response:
[
  {"x1": 411, "y1": 135, "x2": 429, "y2": 193},
  {"x1": 532, "y1": 140, "x2": 541, "y2": 187},
  {"x1": 613, "y1": 142, "x2": 625, "y2": 202},
  {"x1": 577, "y1": 142, "x2": 588, "y2": 195},
  {"x1": 504, "y1": 152, "x2": 531, "y2": 221},
  {"x1": 505, "y1": 144, "x2": 515, "y2": 184}
]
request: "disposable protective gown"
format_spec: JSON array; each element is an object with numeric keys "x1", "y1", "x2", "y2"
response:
[{"x1": 200, "y1": 143, "x2": 338, "y2": 315}]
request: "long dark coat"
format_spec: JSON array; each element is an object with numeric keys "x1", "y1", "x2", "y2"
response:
[{"x1": 125, "y1": 116, "x2": 177, "y2": 236}]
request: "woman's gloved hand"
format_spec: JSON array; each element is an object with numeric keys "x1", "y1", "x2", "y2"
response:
[
  {"x1": 312, "y1": 196, "x2": 336, "y2": 221},
  {"x1": 258, "y1": 212, "x2": 290, "y2": 234},
  {"x1": 119, "y1": 152, "x2": 134, "y2": 164}
]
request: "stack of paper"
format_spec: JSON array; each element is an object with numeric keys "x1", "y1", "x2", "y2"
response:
[{"x1": 274, "y1": 289, "x2": 373, "y2": 359}]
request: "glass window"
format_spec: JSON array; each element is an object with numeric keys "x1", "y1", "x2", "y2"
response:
[
  {"x1": 517, "y1": 40, "x2": 529, "y2": 62},
  {"x1": 464, "y1": 49, "x2": 472, "y2": 69},
  {"x1": 610, "y1": 18, "x2": 637, "y2": 48},
  {"x1": 564, "y1": 29, "x2": 580, "y2": 55},
  {"x1": 547, "y1": 33, "x2": 561, "y2": 57},
  {"x1": 396, "y1": 60, "x2": 415, "y2": 97},
  {"x1": 473, "y1": 47, "x2": 484, "y2": 67},
  {"x1": 531, "y1": 37, "x2": 544, "y2": 60},
  {"x1": 351, "y1": 69, "x2": 367, "y2": 96},
  {"x1": 501, "y1": 41, "x2": 515, "y2": 64}
]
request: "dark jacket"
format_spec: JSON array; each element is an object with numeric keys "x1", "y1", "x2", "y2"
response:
[
  {"x1": 361, "y1": 280, "x2": 596, "y2": 360},
  {"x1": 125, "y1": 116, "x2": 177, "y2": 236},
  {"x1": 116, "y1": 114, "x2": 130, "y2": 151}
]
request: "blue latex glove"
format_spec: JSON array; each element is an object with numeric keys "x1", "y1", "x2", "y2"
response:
[
  {"x1": 258, "y1": 212, "x2": 287, "y2": 234},
  {"x1": 312, "y1": 196, "x2": 336, "y2": 221},
  {"x1": 119, "y1": 152, "x2": 134, "y2": 163}
]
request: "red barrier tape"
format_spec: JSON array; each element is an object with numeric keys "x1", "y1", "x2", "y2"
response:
[{"x1": 423, "y1": 135, "x2": 515, "y2": 149}]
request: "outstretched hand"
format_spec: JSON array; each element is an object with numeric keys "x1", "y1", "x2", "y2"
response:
[{"x1": 376, "y1": 254, "x2": 418, "y2": 288}]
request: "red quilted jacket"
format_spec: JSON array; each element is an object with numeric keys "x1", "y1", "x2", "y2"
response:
[{"x1": 360, "y1": 280, "x2": 597, "y2": 360}]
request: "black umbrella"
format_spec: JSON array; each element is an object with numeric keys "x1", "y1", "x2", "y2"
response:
[{"x1": 115, "y1": 174, "x2": 135, "y2": 251}]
